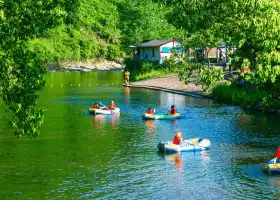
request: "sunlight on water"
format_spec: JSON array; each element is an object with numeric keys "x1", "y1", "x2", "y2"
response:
[{"x1": 0, "y1": 72, "x2": 280, "y2": 199}]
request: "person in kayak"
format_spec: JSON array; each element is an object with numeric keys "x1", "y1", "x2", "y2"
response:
[
  {"x1": 92, "y1": 103, "x2": 99, "y2": 109},
  {"x1": 173, "y1": 131, "x2": 183, "y2": 145},
  {"x1": 169, "y1": 105, "x2": 177, "y2": 115},
  {"x1": 108, "y1": 101, "x2": 116, "y2": 110},
  {"x1": 276, "y1": 147, "x2": 280, "y2": 163},
  {"x1": 146, "y1": 107, "x2": 154, "y2": 115}
]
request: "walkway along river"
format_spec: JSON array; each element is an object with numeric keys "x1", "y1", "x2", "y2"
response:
[{"x1": 0, "y1": 72, "x2": 279, "y2": 199}]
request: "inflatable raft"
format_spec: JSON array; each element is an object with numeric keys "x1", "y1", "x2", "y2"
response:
[
  {"x1": 142, "y1": 113, "x2": 181, "y2": 120},
  {"x1": 158, "y1": 138, "x2": 210, "y2": 153},
  {"x1": 89, "y1": 107, "x2": 120, "y2": 115},
  {"x1": 263, "y1": 158, "x2": 280, "y2": 175}
]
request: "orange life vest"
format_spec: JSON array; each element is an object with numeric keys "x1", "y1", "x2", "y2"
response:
[
  {"x1": 170, "y1": 108, "x2": 176, "y2": 115},
  {"x1": 147, "y1": 109, "x2": 153, "y2": 114},
  {"x1": 108, "y1": 104, "x2": 116, "y2": 110},
  {"x1": 276, "y1": 147, "x2": 280, "y2": 158},
  {"x1": 173, "y1": 135, "x2": 181, "y2": 145}
]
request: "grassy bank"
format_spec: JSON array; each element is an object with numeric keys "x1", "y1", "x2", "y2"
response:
[
  {"x1": 212, "y1": 84, "x2": 280, "y2": 112},
  {"x1": 125, "y1": 58, "x2": 177, "y2": 81}
]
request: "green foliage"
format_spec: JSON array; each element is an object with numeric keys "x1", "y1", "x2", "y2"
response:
[
  {"x1": 212, "y1": 84, "x2": 267, "y2": 107},
  {"x1": 0, "y1": 0, "x2": 79, "y2": 138},
  {"x1": 178, "y1": 59, "x2": 223, "y2": 91},
  {"x1": 115, "y1": 0, "x2": 184, "y2": 47},
  {"x1": 124, "y1": 57, "x2": 177, "y2": 81},
  {"x1": 158, "y1": 0, "x2": 280, "y2": 108},
  {"x1": 196, "y1": 66, "x2": 224, "y2": 91},
  {"x1": 135, "y1": 69, "x2": 170, "y2": 81}
]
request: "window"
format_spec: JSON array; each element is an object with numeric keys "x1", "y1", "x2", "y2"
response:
[{"x1": 152, "y1": 48, "x2": 155, "y2": 57}]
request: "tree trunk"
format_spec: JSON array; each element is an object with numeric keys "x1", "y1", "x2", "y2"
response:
[{"x1": 206, "y1": 48, "x2": 212, "y2": 67}]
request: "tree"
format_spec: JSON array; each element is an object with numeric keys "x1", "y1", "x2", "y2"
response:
[
  {"x1": 0, "y1": 0, "x2": 79, "y2": 138},
  {"x1": 159, "y1": 0, "x2": 280, "y2": 90}
]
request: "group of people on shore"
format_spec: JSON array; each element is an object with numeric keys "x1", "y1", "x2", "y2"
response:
[{"x1": 92, "y1": 101, "x2": 116, "y2": 110}]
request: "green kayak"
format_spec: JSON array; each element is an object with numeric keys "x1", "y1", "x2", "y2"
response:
[{"x1": 142, "y1": 113, "x2": 181, "y2": 120}]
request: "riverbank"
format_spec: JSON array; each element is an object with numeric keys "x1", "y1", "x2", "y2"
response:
[
  {"x1": 48, "y1": 60, "x2": 124, "y2": 72},
  {"x1": 124, "y1": 74, "x2": 210, "y2": 98},
  {"x1": 124, "y1": 74, "x2": 280, "y2": 115}
]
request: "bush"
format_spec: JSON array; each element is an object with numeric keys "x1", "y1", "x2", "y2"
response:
[{"x1": 212, "y1": 84, "x2": 267, "y2": 107}]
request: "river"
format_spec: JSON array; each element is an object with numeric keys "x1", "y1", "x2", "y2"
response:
[{"x1": 0, "y1": 72, "x2": 280, "y2": 199}]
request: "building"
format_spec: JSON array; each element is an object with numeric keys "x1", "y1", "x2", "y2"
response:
[{"x1": 130, "y1": 39, "x2": 184, "y2": 64}]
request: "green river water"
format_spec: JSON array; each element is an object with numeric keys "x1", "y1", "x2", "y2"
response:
[{"x1": 0, "y1": 72, "x2": 280, "y2": 199}]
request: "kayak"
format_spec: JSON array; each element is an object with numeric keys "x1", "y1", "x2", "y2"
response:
[
  {"x1": 158, "y1": 138, "x2": 210, "y2": 153},
  {"x1": 263, "y1": 158, "x2": 280, "y2": 175},
  {"x1": 89, "y1": 107, "x2": 120, "y2": 115},
  {"x1": 142, "y1": 113, "x2": 181, "y2": 120}
]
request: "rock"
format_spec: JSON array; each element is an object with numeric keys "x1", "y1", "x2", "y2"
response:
[{"x1": 47, "y1": 60, "x2": 124, "y2": 72}]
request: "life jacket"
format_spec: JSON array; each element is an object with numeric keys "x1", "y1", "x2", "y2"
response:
[
  {"x1": 147, "y1": 109, "x2": 153, "y2": 114},
  {"x1": 108, "y1": 104, "x2": 116, "y2": 110},
  {"x1": 173, "y1": 135, "x2": 181, "y2": 145},
  {"x1": 276, "y1": 147, "x2": 280, "y2": 158},
  {"x1": 170, "y1": 108, "x2": 176, "y2": 115},
  {"x1": 93, "y1": 104, "x2": 98, "y2": 109}
]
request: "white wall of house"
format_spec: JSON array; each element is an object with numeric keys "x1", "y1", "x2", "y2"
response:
[
  {"x1": 138, "y1": 41, "x2": 183, "y2": 64},
  {"x1": 159, "y1": 41, "x2": 182, "y2": 63}
]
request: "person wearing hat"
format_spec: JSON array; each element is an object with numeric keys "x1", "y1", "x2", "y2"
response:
[
  {"x1": 276, "y1": 147, "x2": 280, "y2": 163},
  {"x1": 173, "y1": 131, "x2": 183, "y2": 145}
]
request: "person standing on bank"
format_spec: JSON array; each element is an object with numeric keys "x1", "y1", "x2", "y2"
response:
[{"x1": 124, "y1": 70, "x2": 130, "y2": 85}]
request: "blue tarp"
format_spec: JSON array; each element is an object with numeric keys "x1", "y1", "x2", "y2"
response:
[{"x1": 162, "y1": 47, "x2": 184, "y2": 53}]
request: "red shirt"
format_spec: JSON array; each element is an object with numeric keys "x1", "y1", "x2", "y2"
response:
[
  {"x1": 92, "y1": 104, "x2": 98, "y2": 109},
  {"x1": 276, "y1": 147, "x2": 280, "y2": 158},
  {"x1": 108, "y1": 104, "x2": 116, "y2": 110},
  {"x1": 170, "y1": 108, "x2": 176, "y2": 115},
  {"x1": 147, "y1": 109, "x2": 153, "y2": 114},
  {"x1": 173, "y1": 135, "x2": 182, "y2": 145}
]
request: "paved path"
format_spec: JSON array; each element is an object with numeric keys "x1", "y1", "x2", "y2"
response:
[{"x1": 125, "y1": 74, "x2": 210, "y2": 98}]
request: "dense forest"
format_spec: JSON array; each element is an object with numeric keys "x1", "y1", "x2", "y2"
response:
[{"x1": 28, "y1": 0, "x2": 184, "y2": 64}]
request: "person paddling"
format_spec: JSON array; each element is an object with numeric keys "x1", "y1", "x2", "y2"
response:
[
  {"x1": 92, "y1": 103, "x2": 99, "y2": 109},
  {"x1": 108, "y1": 100, "x2": 116, "y2": 110},
  {"x1": 173, "y1": 131, "x2": 183, "y2": 145},
  {"x1": 276, "y1": 147, "x2": 280, "y2": 163},
  {"x1": 146, "y1": 107, "x2": 154, "y2": 115},
  {"x1": 169, "y1": 105, "x2": 177, "y2": 115}
]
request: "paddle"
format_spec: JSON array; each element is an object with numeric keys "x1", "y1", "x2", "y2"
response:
[{"x1": 100, "y1": 102, "x2": 110, "y2": 110}]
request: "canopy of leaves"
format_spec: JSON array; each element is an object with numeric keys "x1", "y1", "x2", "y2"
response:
[
  {"x1": 0, "y1": 0, "x2": 184, "y2": 138},
  {"x1": 0, "y1": 0, "x2": 79, "y2": 138}
]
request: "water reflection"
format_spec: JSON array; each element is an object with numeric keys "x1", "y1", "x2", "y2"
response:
[
  {"x1": 159, "y1": 150, "x2": 210, "y2": 172},
  {"x1": 145, "y1": 120, "x2": 155, "y2": 135},
  {"x1": 92, "y1": 114, "x2": 119, "y2": 129},
  {"x1": 164, "y1": 153, "x2": 184, "y2": 172},
  {"x1": 124, "y1": 86, "x2": 130, "y2": 104}
]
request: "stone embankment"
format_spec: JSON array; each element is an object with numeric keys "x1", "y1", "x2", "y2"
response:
[
  {"x1": 48, "y1": 60, "x2": 124, "y2": 72},
  {"x1": 124, "y1": 74, "x2": 210, "y2": 98}
]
